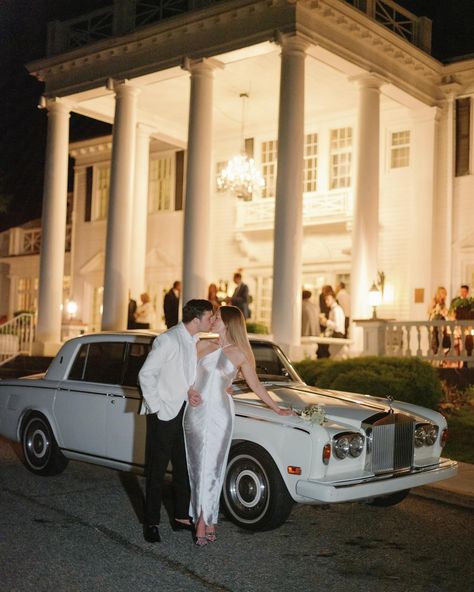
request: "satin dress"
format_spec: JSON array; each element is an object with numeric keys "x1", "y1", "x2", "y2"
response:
[{"x1": 183, "y1": 347, "x2": 236, "y2": 525}]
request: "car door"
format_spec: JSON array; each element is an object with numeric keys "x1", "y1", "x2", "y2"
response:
[
  {"x1": 104, "y1": 341, "x2": 149, "y2": 468},
  {"x1": 53, "y1": 341, "x2": 126, "y2": 457}
]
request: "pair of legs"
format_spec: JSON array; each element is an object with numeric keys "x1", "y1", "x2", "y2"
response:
[
  {"x1": 144, "y1": 404, "x2": 190, "y2": 527},
  {"x1": 194, "y1": 512, "x2": 216, "y2": 546}
]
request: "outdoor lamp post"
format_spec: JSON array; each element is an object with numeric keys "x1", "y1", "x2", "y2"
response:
[
  {"x1": 66, "y1": 300, "x2": 78, "y2": 321},
  {"x1": 368, "y1": 282, "x2": 381, "y2": 319}
]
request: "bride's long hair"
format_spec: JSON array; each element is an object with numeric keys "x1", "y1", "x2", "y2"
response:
[{"x1": 219, "y1": 306, "x2": 255, "y2": 367}]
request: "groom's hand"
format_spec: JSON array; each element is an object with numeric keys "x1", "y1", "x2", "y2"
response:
[{"x1": 188, "y1": 387, "x2": 202, "y2": 407}]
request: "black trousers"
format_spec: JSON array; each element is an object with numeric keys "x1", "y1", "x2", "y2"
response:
[{"x1": 144, "y1": 403, "x2": 190, "y2": 525}]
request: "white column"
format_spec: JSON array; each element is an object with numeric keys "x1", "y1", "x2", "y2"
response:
[
  {"x1": 409, "y1": 107, "x2": 439, "y2": 319},
  {"x1": 129, "y1": 123, "x2": 151, "y2": 301},
  {"x1": 350, "y1": 75, "x2": 383, "y2": 322},
  {"x1": 101, "y1": 82, "x2": 140, "y2": 330},
  {"x1": 271, "y1": 35, "x2": 307, "y2": 353},
  {"x1": 182, "y1": 60, "x2": 214, "y2": 303},
  {"x1": 35, "y1": 99, "x2": 70, "y2": 355}
]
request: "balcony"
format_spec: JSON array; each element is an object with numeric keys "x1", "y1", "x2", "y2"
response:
[
  {"x1": 47, "y1": 0, "x2": 431, "y2": 56},
  {"x1": 7, "y1": 226, "x2": 72, "y2": 256},
  {"x1": 235, "y1": 190, "x2": 352, "y2": 232}
]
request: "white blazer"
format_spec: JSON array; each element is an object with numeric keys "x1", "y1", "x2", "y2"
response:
[{"x1": 138, "y1": 322, "x2": 198, "y2": 420}]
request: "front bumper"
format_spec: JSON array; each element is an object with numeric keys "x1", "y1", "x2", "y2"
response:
[{"x1": 295, "y1": 458, "x2": 458, "y2": 503}]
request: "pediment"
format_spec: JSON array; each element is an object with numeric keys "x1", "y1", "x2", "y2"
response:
[
  {"x1": 460, "y1": 231, "x2": 474, "y2": 250},
  {"x1": 146, "y1": 247, "x2": 175, "y2": 269}
]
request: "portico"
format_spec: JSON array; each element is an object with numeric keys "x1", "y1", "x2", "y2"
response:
[{"x1": 26, "y1": 0, "x2": 461, "y2": 356}]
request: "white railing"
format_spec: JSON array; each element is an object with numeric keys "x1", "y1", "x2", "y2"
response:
[
  {"x1": 345, "y1": 0, "x2": 431, "y2": 51},
  {"x1": 235, "y1": 190, "x2": 352, "y2": 230},
  {"x1": 0, "y1": 314, "x2": 35, "y2": 366},
  {"x1": 385, "y1": 320, "x2": 474, "y2": 365}
]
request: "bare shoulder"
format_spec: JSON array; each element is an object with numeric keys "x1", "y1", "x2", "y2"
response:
[
  {"x1": 224, "y1": 345, "x2": 246, "y2": 367},
  {"x1": 197, "y1": 338, "x2": 220, "y2": 358}
]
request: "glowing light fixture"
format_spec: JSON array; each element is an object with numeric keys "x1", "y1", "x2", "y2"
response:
[
  {"x1": 216, "y1": 93, "x2": 265, "y2": 201},
  {"x1": 368, "y1": 282, "x2": 382, "y2": 319}
]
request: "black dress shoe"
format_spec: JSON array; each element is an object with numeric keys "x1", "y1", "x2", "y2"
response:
[
  {"x1": 172, "y1": 520, "x2": 194, "y2": 532},
  {"x1": 143, "y1": 524, "x2": 161, "y2": 543}
]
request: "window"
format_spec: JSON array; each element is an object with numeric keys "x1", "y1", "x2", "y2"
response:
[
  {"x1": 93, "y1": 165, "x2": 110, "y2": 221},
  {"x1": 304, "y1": 133, "x2": 318, "y2": 193},
  {"x1": 122, "y1": 343, "x2": 151, "y2": 387},
  {"x1": 261, "y1": 140, "x2": 278, "y2": 198},
  {"x1": 17, "y1": 277, "x2": 38, "y2": 312},
  {"x1": 390, "y1": 130, "x2": 410, "y2": 169},
  {"x1": 149, "y1": 154, "x2": 173, "y2": 212},
  {"x1": 68, "y1": 342, "x2": 126, "y2": 384},
  {"x1": 330, "y1": 128, "x2": 352, "y2": 189},
  {"x1": 456, "y1": 97, "x2": 471, "y2": 177}
]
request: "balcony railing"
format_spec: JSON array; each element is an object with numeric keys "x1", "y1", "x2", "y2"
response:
[
  {"x1": 47, "y1": 0, "x2": 431, "y2": 56},
  {"x1": 0, "y1": 314, "x2": 35, "y2": 365},
  {"x1": 7, "y1": 226, "x2": 72, "y2": 256},
  {"x1": 344, "y1": 0, "x2": 431, "y2": 52},
  {"x1": 235, "y1": 190, "x2": 352, "y2": 231}
]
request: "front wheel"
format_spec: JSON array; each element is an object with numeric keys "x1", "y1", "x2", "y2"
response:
[
  {"x1": 222, "y1": 442, "x2": 294, "y2": 531},
  {"x1": 22, "y1": 414, "x2": 68, "y2": 476},
  {"x1": 366, "y1": 489, "x2": 410, "y2": 507}
]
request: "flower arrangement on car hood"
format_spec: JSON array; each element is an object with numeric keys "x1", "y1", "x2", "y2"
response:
[{"x1": 298, "y1": 404, "x2": 327, "y2": 425}]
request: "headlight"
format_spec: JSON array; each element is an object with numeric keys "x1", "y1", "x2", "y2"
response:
[
  {"x1": 333, "y1": 433, "x2": 365, "y2": 459},
  {"x1": 414, "y1": 424, "x2": 439, "y2": 447}
]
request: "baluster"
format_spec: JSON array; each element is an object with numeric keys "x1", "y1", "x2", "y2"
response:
[{"x1": 416, "y1": 324, "x2": 422, "y2": 356}]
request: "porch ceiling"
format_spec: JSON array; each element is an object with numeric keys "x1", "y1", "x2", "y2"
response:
[{"x1": 65, "y1": 42, "x2": 401, "y2": 148}]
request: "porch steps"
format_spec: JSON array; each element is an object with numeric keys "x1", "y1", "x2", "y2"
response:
[{"x1": 0, "y1": 355, "x2": 54, "y2": 379}]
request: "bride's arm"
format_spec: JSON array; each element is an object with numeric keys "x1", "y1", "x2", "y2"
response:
[{"x1": 239, "y1": 359, "x2": 295, "y2": 416}]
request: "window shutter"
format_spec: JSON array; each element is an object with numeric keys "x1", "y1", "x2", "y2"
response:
[
  {"x1": 455, "y1": 97, "x2": 471, "y2": 177},
  {"x1": 84, "y1": 166, "x2": 93, "y2": 222},
  {"x1": 175, "y1": 150, "x2": 184, "y2": 211}
]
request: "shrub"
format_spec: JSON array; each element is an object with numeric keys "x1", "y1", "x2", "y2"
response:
[
  {"x1": 246, "y1": 321, "x2": 269, "y2": 335},
  {"x1": 293, "y1": 356, "x2": 443, "y2": 410}
]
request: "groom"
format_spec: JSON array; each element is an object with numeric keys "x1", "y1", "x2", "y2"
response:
[{"x1": 138, "y1": 299, "x2": 214, "y2": 542}]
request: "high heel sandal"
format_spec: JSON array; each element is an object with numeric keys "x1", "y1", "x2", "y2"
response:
[
  {"x1": 194, "y1": 536, "x2": 208, "y2": 547},
  {"x1": 205, "y1": 528, "x2": 217, "y2": 543}
]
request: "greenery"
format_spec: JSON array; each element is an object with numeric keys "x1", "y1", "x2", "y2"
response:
[
  {"x1": 449, "y1": 296, "x2": 474, "y2": 319},
  {"x1": 246, "y1": 321, "x2": 269, "y2": 335},
  {"x1": 443, "y1": 408, "x2": 474, "y2": 464},
  {"x1": 293, "y1": 356, "x2": 443, "y2": 409}
]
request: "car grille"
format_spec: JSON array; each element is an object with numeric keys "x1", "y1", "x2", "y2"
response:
[{"x1": 367, "y1": 414, "x2": 415, "y2": 474}]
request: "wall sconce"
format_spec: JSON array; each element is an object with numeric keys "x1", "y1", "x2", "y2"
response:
[{"x1": 368, "y1": 282, "x2": 382, "y2": 319}]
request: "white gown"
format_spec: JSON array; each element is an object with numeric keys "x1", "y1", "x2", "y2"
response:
[{"x1": 183, "y1": 347, "x2": 236, "y2": 525}]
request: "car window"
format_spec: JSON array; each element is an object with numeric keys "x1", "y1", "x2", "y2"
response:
[
  {"x1": 122, "y1": 343, "x2": 151, "y2": 387},
  {"x1": 251, "y1": 342, "x2": 291, "y2": 378},
  {"x1": 68, "y1": 342, "x2": 126, "y2": 385}
]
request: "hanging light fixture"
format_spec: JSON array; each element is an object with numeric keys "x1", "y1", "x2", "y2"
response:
[{"x1": 216, "y1": 92, "x2": 265, "y2": 201}]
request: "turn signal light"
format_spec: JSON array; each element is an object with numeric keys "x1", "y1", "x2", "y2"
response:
[
  {"x1": 441, "y1": 428, "x2": 448, "y2": 447},
  {"x1": 322, "y1": 443, "x2": 331, "y2": 465},
  {"x1": 287, "y1": 466, "x2": 302, "y2": 475}
]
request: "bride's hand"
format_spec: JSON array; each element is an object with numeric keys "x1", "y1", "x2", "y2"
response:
[
  {"x1": 188, "y1": 387, "x2": 202, "y2": 407},
  {"x1": 275, "y1": 407, "x2": 297, "y2": 416}
]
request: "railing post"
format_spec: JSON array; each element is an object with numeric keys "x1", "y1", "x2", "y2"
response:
[
  {"x1": 46, "y1": 20, "x2": 67, "y2": 56},
  {"x1": 416, "y1": 16, "x2": 432, "y2": 53},
  {"x1": 353, "y1": 319, "x2": 390, "y2": 356},
  {"x1": 113, "y1": 0, "x2": 136, "y2": 35}
]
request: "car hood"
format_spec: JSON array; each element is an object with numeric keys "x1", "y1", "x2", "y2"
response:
[{"x1": 233, "y1": 381, "x2": 433, "y2": 428}]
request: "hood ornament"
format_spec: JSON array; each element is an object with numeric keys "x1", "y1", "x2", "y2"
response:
[{"x1": 387, "y1": 395, "x2": 394, "y2": 415}]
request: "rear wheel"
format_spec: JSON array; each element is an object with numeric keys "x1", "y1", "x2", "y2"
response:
[
  {"x1": 222, "y1": 442, "x2": 294, "y2": 531},
  {"x1": 366, "y1": 489, "x2": 410, "y2": 507},
  {"x1": 22, "y1": 414, "x2": 68, "y2": 476}
]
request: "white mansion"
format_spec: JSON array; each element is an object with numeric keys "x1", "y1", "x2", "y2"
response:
[{"x1": 0, "y1": 0, "x2": 473, "y2": 356}]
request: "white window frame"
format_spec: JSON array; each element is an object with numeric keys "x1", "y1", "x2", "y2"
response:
[
  {"x1": 261, "y1": 140, "x2": 278, "y2": 199},
  {"x1": 92, "y1": 163, "x2": 111, "y2": 221},
  {"x1": 329, "y1": 127, "x2": 352, "y2": 189},
  {"x1": 148, "y1": 152, "x2": 175, "y2": 213},
  {"x1": 304, "y1": 132, "x2": 318, "y2": 193},
  {"x1": 389, "y1": 129, "x2": 411, "y2": 169}
]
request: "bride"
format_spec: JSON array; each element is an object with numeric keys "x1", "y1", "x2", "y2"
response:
[{"x1": 183, "y1": 305, "x2": 294, "y2": 546}]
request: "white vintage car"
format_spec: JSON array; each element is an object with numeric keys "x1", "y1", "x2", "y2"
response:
[{"x1": 0, "y1": 332, "x2": 457, "y2": 530}]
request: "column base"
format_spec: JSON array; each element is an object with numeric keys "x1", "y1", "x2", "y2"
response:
[{"x1": 32, "y1": 340, "x2": 62, "y2": 357}]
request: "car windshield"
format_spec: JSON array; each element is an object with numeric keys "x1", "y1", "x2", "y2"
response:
[{"x1": 243, "y1": 341, "x2": 302, "y2": 383}]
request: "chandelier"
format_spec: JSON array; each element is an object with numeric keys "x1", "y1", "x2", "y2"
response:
[{"x1": 216, "y1": 93, "x2": 265, "y2": 201}]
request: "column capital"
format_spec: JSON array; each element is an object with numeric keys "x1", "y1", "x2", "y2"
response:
[
  {"x1": 38, "y1": 96, "x2": 71, "y2": 116},
  {"x1": 349, "y1": 72, "x2": 387, "y2": 91},
  {"x1": 136, "y1": 122, "x2": 156, "y2": 138},
  {"x1": 182, "y1": 57, "x2": 223, "y2": 76},
  {"x1": 274, "y1": 31, "x2": 309, "y2": 56},
  {"x1": 106, "y1": 78, "x2": 141, "y2": 98}
]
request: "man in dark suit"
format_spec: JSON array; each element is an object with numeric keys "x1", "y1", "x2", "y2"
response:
[
  {"x1": 163, "y1": 281, "x2": 181, "y2": 328},
  {"x1": 227, "y1": 272, "x2": 250, "y2": 319}
]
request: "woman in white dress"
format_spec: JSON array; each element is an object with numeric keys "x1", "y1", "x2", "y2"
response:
[{"x1": 183, "y1": 305, "x2": 294, "y2": 546}]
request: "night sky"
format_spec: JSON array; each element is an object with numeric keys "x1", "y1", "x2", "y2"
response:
[{"x1": 0, "y1": 0, "x2": 473, "y2": 232}]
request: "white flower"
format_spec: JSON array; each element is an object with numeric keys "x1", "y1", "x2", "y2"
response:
[{"x1": 298, "y1": 404, "x2": 327, "y2": 425}]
